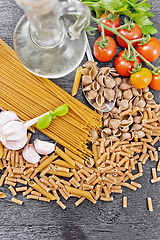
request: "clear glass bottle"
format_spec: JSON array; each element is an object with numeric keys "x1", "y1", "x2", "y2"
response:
[{"x1": 14, "y1": 0, "x2": 90, "y2": 78}]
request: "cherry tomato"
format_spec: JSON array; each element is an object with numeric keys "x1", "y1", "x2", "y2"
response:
[
  {"x1": 130, "y1": 68, "x2": 152, "y2": 89},
  {"x1": 150, "y1": 74, "x2": 160, "y2": 90},
  {"x1": 116, "y1": 23, "x2": 142, "y2": 48},
  {"x1": 98, "y1": 13, "x2": 120, "y2": 36},
  {"x1": 114, "y1": 50, "x2": 141, "y2": 76},
  {"x1": 93, "y1": 36, "x2": 117, "y2": 62},
  {"x1": 136, "y1": 37, "x2": 160, "y2": 62}
]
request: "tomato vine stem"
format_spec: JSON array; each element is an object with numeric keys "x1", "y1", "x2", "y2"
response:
[{"x1": 90, "y1": 15, "x2": 158, "y2": 73}]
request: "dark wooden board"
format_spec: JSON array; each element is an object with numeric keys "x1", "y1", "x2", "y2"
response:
[{"x1": 0, "y1": 0, "x2": 160, "y2": 239}]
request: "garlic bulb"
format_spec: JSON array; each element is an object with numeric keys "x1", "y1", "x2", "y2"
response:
[
  {"x1": 0, "y1": 111, "x2": 19, "y2": 128},
  {"x1": 0, "y1": 111, "x2": 49, "y2": 150},
  {"x1": 34, "y1": 139, "x2": 55, "y2": 155},
  {"x1": 0, "y1": 121, "x2": 27, "y2": 150},
  {"x1": 22, "y1": 144, "x2": 40, "y2": 164}
]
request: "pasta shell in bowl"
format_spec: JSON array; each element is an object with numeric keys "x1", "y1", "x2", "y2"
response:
[{"x1": 81, "y1": 63, "x2": 117, "y2": 112}]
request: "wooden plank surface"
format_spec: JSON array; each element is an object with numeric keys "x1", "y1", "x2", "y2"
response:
[{"x1": 0, "y1": 0, "x2": 160, "y2": 239}]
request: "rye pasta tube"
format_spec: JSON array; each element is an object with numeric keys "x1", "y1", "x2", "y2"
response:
[
  {"x1": 29, "y1": 181, "x2": 56, "y2": 200},
  {"x1": 65, "y1": 186, "x2": 93, "y2": 200},
  {"x1": 55, "y1": 147, "x2": 75, "y2": 167},
  {"x1": 71, "y1": 67, "x2": 82, "y2": 96},
  {"x1": 34, "y1": 153, "x2": 58, "y2": 173}
]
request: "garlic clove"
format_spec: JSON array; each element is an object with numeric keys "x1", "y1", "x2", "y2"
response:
[
  {"x1": 34, "y1": 139, "x2": 55, "y2": 155},
  {"x1": 22, "y1": 144, "x2": 41, "y2": 164},
  {"x1": 0, "y1": 111, "x2": 19, "y2": 128}
]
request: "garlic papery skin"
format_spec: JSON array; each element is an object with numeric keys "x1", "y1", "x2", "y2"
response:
[
  {"x1": 0, "y1": 111, "x2": 19, "y2": 128},
  {"x1": 22, "y1": 144, "x2": 41, "y2": 164},
  {"x1": 34, "y1": 139, "x2": 55, "y2": 155}
]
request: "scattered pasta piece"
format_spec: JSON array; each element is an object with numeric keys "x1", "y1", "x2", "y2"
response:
[
  {"x1": 11, "y1": 198, "x2": 23, "y2": 205},
  {"x1": 123, "y1": 196, "x2": 127, "y2": 208},
  {"x1": 147, "y1": 197, "x2": 153, "y2": 211}
]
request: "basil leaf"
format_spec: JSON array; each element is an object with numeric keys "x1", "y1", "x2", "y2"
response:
[
  {"x1": 37, "y1": 114, "x2": 52, "y2": 129},
  {"x1": 53, "y1": 104, "x2": 69, "y2": 116}
]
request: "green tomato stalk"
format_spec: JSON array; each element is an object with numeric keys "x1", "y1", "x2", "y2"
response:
[{"x1": 91, "y1": 15, "x2": 160, "y2": 75}]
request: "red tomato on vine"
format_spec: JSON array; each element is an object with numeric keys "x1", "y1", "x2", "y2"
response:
[
  {"x1": 93, "y1": 36, "x2": 117, "y2": 62},
  {"x1": 136, "y1": 37, "x2": 160, "y2": 62},
  {"x1": 116, "y1": 23, "x2": 142, "y2": 48},
  {"x1": 150, "y1": 74, "x2": 160, "y2": 90},
  {"x1": 98, "y1": 13, "x2": 120, "y2": 36},
  {"x1": 114, "y1": 50, "x2": 141, "y2": 76}
]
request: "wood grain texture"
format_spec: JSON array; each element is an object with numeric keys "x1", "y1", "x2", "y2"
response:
[{"x1": 0, "y1": 0, "x2": 160, "y2": 239}]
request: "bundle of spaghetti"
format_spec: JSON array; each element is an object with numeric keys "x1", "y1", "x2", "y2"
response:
[{"x1": 0, "y1": 39, "x2": 102, "y2": 159}]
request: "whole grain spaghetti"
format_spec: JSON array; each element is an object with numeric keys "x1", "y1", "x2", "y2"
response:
[{"x1": 0, "y1": 39, "x2": 102, "y2": 159}]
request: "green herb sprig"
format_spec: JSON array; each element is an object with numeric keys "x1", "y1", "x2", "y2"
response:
[
  {"x1": 81, "y1": 0, "x2": 157, "y2": 34},
  {"x1": 37, "y1": 104, "x2": 69, "y2": 129}
]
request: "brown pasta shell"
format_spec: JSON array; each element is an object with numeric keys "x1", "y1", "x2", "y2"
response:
[
  {"x1": 92, "y1": 81, "x2": 100, "y2": 91},
  {"x1": 123, "y1": 89, "x2": 133, "y2": 100},
  {"x1": 103, "y1": 112, "x2": 109, "y2": 120},
  {"x1": 154, "y1": 104, "x2": 160, "y2": 113},
  {"x1": 119, "y1": 99, "x2": 129, "y2": 111},
  {"x1": 107, "y1": 136, "x2": 120, "y2": 142},
  {"x1": 120, "y1": 132, "x2": 131, "y2": 141},
  {"x1": 90, "y1": 128, "x2": 98, "y2": 142},
  {"x1": 123, "y1": 78, "x2": 130, "y2": 84},
  {"x1": 114, "y1": 77, "x2": 123, "y2": 86},
  {"x1": 104, "y1": 77, "x2": 116, "y2": 89},
  {"x1": 142, "y1": 86, "x2": 149, "y2": 93},
  {"x1": 103, "y1": 118, "x2": 110, "y2": 127},
  {"x1": 82, "y1": 84, "x2": 92, "y2": 92},
  {"x1": 87, "y1": 90, "x2": 97, "y2": 100},
  {"x1": 131, "y1": 124, "x2": 142, "y2": 131},
  {"x1": 116, "y1": 89, "x2": 122, "y2": 99},
  {"x1": 119, "y1": 83, "x2": 131, "y2": 91},
  {"x1": 112, "y1": 128, "x2": 121, "y2": 136},
  {"x1": 82, "y1": 75, "x2": 92, "y2": 86},
  {"x1": 89, "y1": 65, "x2": 99, "y2": 80},
  {"x1": 104, "y1": 88, "x2": 115, "y2": 102},
  {"x1": 132, "y1": 88, "x2": 142, "y2": 97},
  {"x1": 99, "y1": 67, "x2": 110, "y2": 76},
  {"x1": 97, "y1": 75, "x2": 105, "y2": 86},
  {"x1": 133, "y1": 116, "x2": 142, "y2": 124},
  {"x1": 109, "y1": 119, "x2": 121, "y2": 129},
  {"x1": 101, "y1": 128, "x2": 112, "y2": 138},
  {"x1": 136, "y1": 99, "x2": 146, "y2": 108},
  {"x1": 132, "y1": 96, "x2": 140, "y2": 107},
  {"x1": 96, "y1": 94, "x2": 105, "y2": 107},
  {"x1": 116, "y1": 97, "x2": 122, "y2": 107},
  {"x1": 134, "y1": 130, "x2": 145, "y2": 138},
  {"x1": 110, "y1": 107, "x2": 120, "y2": 114},
  {"x1": 110, "y1": 72, "x2": 120, "y2": 77},
  {"x1": 120, "y1": 126, "x2": 129, "y2": 133},
  {"x1": 80, "y1": 68, "x2": 90, "y2": 75},
  {"x1": 83, "y1": 61, "x2": 97, "y2": 69},
  {"x1": 105, "y1": 139, "x2": 112, "y2": 147},
  {"x1": 144, "y1": 92, "x2": 153, "y2": 100}
]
